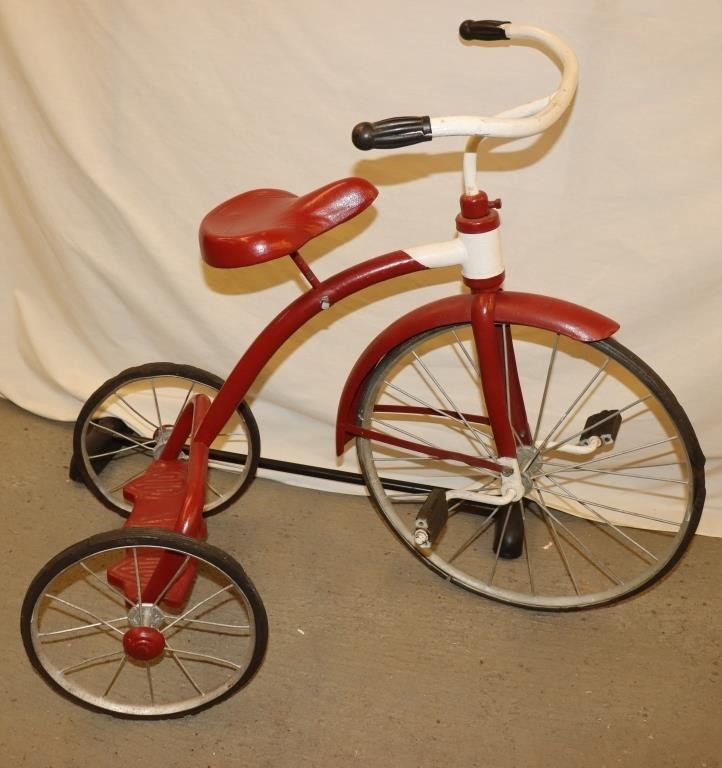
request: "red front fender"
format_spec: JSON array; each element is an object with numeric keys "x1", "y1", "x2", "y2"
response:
[{"x1": 335, "y1": 291, "x2": 619, "y2": 455}]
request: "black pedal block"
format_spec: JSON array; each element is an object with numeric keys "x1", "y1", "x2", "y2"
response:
[
  {"x1": 414, "y1": 488, "x2": 449, "y2": 550},
  {"x1": 580, "y1": 409, "x2": 622, "y2": 446}
]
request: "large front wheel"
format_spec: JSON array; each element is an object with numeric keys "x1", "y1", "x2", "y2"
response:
[{"x1": 356, "y1": 324, "x2": 705, "y2": 610}]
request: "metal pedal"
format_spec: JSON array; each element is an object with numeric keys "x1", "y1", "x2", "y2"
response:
[
  {"x1": 580, "y1": 409, "x2": 622, "y2": 446},
  {"x1": 413, "y1": 488, "x2": 449, "y2": 550}
]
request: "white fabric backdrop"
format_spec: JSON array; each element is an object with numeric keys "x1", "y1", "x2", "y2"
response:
[{"x1": 1, "y1": 1, "x2": 720, "y2": 532}]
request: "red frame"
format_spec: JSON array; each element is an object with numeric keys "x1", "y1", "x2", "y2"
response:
[
  {"x1": 177, "y1": 249, "x2": 616, "y2": 512},
  {"x1": 117, "y1": 234, "x2": 619, "y2": 606}
]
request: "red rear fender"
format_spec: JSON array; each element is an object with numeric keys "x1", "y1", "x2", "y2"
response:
[{"x1": 335, "y1": 291, "x2": 619, "y2": 455}]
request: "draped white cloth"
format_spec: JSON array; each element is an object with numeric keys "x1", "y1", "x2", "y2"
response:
[{"x1": 1, "y1": 1, "x2": 720, "y2": 533}]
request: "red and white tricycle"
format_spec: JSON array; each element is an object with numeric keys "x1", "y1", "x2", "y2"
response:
[{"x1": 21, "y1": 20, "x2": 705, "y2": 718}]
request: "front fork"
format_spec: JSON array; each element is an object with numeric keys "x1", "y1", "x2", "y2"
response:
[
  {"x1": 470, "y1": 292, "x2": 527, "y2": 495},
  {"x1": 416, "y1": 292, "x2": 530, "y2": 557},
  {"x1": 470, "y1": 291, "x2": 528, "y2": 556}
]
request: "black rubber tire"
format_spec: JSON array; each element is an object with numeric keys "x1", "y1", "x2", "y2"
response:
[
  {"x1": 72, "y1": 362, "x2": 260, "y2": 517},
  {"x1": 357, "y1": 326, "x2": 705, "y2": 611},
  {"x1": 21, "y1": 528, "x2": 268, "y2": 719}
]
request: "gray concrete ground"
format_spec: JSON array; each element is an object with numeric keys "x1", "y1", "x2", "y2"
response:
[{"x1": 1, "y1": 398, "x2": 720, "y2": 767}]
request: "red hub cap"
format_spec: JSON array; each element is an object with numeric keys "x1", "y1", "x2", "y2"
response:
[{"x1": 123, "y1": 626, "x2": 166, "y2": 661}]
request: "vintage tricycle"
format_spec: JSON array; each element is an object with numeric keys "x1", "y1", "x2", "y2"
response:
[{"x1": 20, "y1": 19, "x2": 705, "y2": 718}]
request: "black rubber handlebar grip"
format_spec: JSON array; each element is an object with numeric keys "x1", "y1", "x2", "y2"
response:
[
  {"x1": 459, "y1": 20, "x2": 510, "y2": 41},
  {"x1": 352, "y1": 116, "x2": 432, "y2": 151}
]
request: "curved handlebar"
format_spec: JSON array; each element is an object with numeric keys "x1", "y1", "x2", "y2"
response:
[{"x1": 352, "y1": 21, "x2": 579, "y2": 150}]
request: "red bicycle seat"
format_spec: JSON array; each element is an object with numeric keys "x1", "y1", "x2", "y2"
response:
[{"x1": 200, "y1": 177, "x2": 378, "y2": 268}]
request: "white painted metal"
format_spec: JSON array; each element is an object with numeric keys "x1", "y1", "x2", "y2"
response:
[
  {"x1": 457, "y1": 229, "x2": 503, "y2": 279},
  {"x1": 408, "y1": 26, "x2": 579, "y2": 282},
  {"x1": 430, "y1": 24, "x2": 579, "y2": 142},
  {"x1": 406, "y1": 228, "x2": 503, "y2": 280},
  {"x1": 462, "y1": 95, "x2": 553, "y2": 194},
  {"x1": 540, "y1": 435, "x2": 603, "y2": 455}
]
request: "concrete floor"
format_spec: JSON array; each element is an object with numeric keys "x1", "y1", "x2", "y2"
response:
[{"x1": 1, "y1": 397, "x2": 720, "y2": 767}]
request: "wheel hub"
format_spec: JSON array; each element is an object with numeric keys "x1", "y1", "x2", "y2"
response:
[
  {"x1": 152, "y1": 424, "x2": 175, "y2": 458},
  {"x1": 128, "y1": 603, "x2": 165, "y2": 629},
  {"x1": 516, "y1": 446, "x2": 542, "y2": 495},
  {"x1": 123, "y1": 626, "x2": 166, "y2": 661}
]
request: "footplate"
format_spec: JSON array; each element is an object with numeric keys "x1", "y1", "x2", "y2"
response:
[{"x1": 106, "y1": 459, "x2": 207, "y2": 609}]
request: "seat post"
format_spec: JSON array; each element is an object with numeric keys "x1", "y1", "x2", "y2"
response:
[{"x1": 290, "y1": 251, "x2": 321, "y2": 288}]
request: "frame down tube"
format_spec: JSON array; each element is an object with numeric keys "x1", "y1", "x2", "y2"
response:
[{"x1": 190, "y1": 251, "x2": 426, "y2": 449}]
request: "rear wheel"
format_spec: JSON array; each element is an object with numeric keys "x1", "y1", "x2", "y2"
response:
[
  {"x1": 72, "y1": 363, "x2": 260, "y2": 517},
  {"x1": 21, "y1": 528, "x2": 268, "y2": 718},
  {"x1": 357, "y1": 323, "x2": 705, "y2": 610}
]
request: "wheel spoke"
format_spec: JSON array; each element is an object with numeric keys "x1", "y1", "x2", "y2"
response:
[
  {"x1": 533, "y1": 333, "x2": 559, "y2": 443},
  {"x1": 39, "y1": 617, "x2": 127, "y2": 638},
  {"x1": 452, "y1": 328, "x2": 480, "y2": 380},
  {"x1": 539, "y1": 436, "x2": 680, "y2": 475},
  {"x1": 179, "y1": 618, "x2": 251, "y2": 633},
  {"x1": 167, "y1": 647, "x2": 205, "y2": 695},
  {"x1": 410, "y1": 352, "x2": 493, "y2": 457},
  {"x1": 165, "y1": 646, "x2": 243, "y2": 670},
  {"x1": 534, "y1": 359, "x2": 609, "y2": 459},
  {"x1": 87, "y1": 440, "x2": 157, "y2": 462},
  {"x1": 178, "y1": 381, "x2": 196, "y2": 417},
  {"x1": 535, "y1": 494, "x2": 581, "y2": 595},
  {"x1": 113, "y1": 392, "x2": 160, "y2": 431},
  {"x1": 103, "y1": 655, "x2": 129, "y2": 696},
  {"x1": 132, "y1": 548, "x2": 143, "y2": 607},
  {"x1": 448, "y1": 505, "x2": 502, "y2": 564},
  {"x1": 531, "y1": 494, "x2": 624, "y2": 584},
  {"x1": 536, "y1": 461, "x2": 687, "y2": 485},
  {"x1": 382, "y1": 381, "x2": 493, "y2": 455},
  {"x1": 521, "y1": 504, "x2": 535, "y2": 595},
  {"x1": 146, "y1": 663, "x2": 155, "y2": 705},
  {"x1": 61, "y1": 649, "x2": 126, "y2": 675},
  {"x1": 152, "y1": 555, "x2": 193, "y2": 607},
  {"x1": 44, "y1": 594, "x2": 126, "y2": 637},
  {"x1": 536, "y1": 482, "x2": 676, "y2": 534},
  {"x1": 162, "y1": 585, "x2": 235, "y2": 634},
  {"x1": 87, "y1": 420, "x2": 155, "y2": 453},
  {"x1": 150, "y1": 379, "x2": 163, "y2": 429}
]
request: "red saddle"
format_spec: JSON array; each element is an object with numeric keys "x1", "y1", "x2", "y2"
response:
[{"x1": 200, "y1": 177, "x2": 378, "y2": 268}]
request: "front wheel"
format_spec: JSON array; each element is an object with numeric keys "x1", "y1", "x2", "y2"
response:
[
  {"x1": 21, "y1": 528, "x2": 268, "y2": 718},
  {"x1": 356, "y1": 323, "x2": 705, "y2": 610}
]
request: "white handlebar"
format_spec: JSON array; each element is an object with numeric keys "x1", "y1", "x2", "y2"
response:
[{"x1": 431, "y1": 24, "x2": 579, "y2": 142}]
